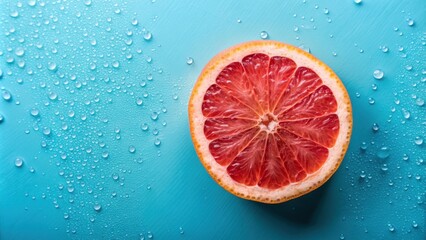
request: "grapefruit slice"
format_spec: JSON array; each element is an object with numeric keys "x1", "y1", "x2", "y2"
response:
[{"x1": 188, "y1": 40, "x2": 352, "y2": 204}]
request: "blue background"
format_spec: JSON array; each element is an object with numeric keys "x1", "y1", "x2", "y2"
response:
[{"x1": 0, "y1": 0, "x2": 425, "y2": 239}]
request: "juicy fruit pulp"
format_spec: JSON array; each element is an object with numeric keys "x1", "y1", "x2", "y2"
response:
[{"x1": 202, "y1": 54, "x2": 339, "y2": 190}]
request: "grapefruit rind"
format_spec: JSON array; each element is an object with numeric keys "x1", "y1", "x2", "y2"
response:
[{"x1": 189, "y1": 40, "x2": 352, "y2": 204}]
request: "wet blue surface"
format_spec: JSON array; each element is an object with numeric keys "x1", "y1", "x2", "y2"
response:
[{"x1": 0, "y1": 0, "x2": 425, "y2": 239}]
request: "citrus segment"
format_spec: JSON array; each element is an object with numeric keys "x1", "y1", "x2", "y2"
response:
[
  {"x1": 273, "y1": 67, "x2": 322, "y2": 116},
  {"x1": 279, "y1": 114, "x2": 340, "y2": 148},
  {"x1": 209, "y1": 128, "x2": 259, "y2": 166},
  {"x1": 216, "y1": 62, "x2": 263, "y2": 115},
  {"x1": 227, "y1": 131, "x2": 267, "y2": 186},
  {"x1": 204, "y1": 118, "x2": 258, "y2": 140},
  {"x1": 202, "y1": 84, "x2": 257, "y2": 119},
  {"x1": 279, "y1": 85, "x2": 337, "y2": 121},
  {"x1": 257, "y1": 135, "x2": 291, "y2": 189},
  {"x1": 268, "y1": 56, "x2": 297, "y2": 111},
  {"x1": 189, "y1": 40, "x2": 352, "y2": 203},
  {"x1": 241, "y1": 54, "x2": 270, "y2": 112}
]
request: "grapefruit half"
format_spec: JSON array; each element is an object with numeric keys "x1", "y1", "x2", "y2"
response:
[{"x1": 188, "y1": 40, "x2": 352, "y2": 204}]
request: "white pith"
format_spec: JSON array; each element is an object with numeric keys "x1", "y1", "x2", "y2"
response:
[{"x1": 190, "y1": 41, "x2": 352, "y2": 203}]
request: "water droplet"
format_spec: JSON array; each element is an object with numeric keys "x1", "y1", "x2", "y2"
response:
[
  {"x1": 151, "y1": 112, "x2": 158, "y2": 121},
  {"x1": 407, "y1": 18, "x2": 415, "y2": 26},
  {"x1": 64, "y1": 213, "x2": 69, "y2": 219},
  {"x1": 293, "y1": 26, "x2": 299, "y2": 32},
  {"x1": 323, "y1": 8, "x2": 329, "y2": 14},
  {"x1": 84, "y1": 0, "x2": 92, "y2": 6},
  {"x1": 381, "y1": 163, "x2": 389, "y2": 172},
  {"x1": 377, "y1": 147, "x2": 390, "y2": 159},
  {"x1": 414, "y1": 136, "x2": 423, "y2": 146},
  {"x1": 381, "y1": 46, "x2": 389, "y2": 53},
  {"x1": 401, "y1": 108, "x2": 410, "y2": 119},
  {"x1": 131, "y1": 18, "x2": 138, "y2": 26},
  {"x1": 141, "y1": 123, "x2": 149, "y2": 131},
  {"x1": 15, "y1": 47, "x2": 25, "y2": 57},
  {"x1": 372, "y1": 123, "x2": 379, "y2": 132},
  {"x1": 90, "y1": 39, "x2": 97, "y2": 46},
  {"x1": 102, "y1": 151, "x2": 109, "y2": 159},
  {"x1": 29, "y1": 167, "x2": 35, "y2": 173},
  {"x1": 42, "y1": 127, "x2": 51, "y2": 136},
  {"x1": 402, "y1": 154, "x2": 409, "y2": 161},
  {"x1": 112, "y1": 173, "x2": 119, "y2": 181},
  {"x1": 136, "y1": 98, "x2": 143, "y2": 106},
  {"x1": 186, "y1": 57, "x2": 194, "y2": 65},
  {"x1": 237, "y1": 19, "x2": 241, "y2": 23},
  {"x1": 147, "y1": 231, "x2": 153, "y2": 239},
  {"x1": 68, "y1": 110, "x2": 75, "y2": 118},
  {"x1": 143, "y1": 31, "x2": 152, "y2": 41},
  {"x1": 112, "y1": 61, "x2": 120, "y2": 68},
  {"x1": 67, "y1": 185, "x2": 75, "y2": 193},
  {"x1": 371, "y1": 83, "x2": 378, "y2": 91},
  {"x1": 48, "y1": 92, "x2": 58, "y2": 100},
  {"x1": 154, "y1": 138, "x2": 161, "y2": 146},
  {"x1": 0, "y1": 69, "x2": 3, "y2": 78},
  {"x1": 412, "y1": 221, "x2": 418, "y2": 228},
  {"x1": 260, "y1": 31, "x2": 269, "y2": 39},
  {"x1": 30, "y1": 108, "x2": 39, "y2": 117},
  {"x1": 2, "y1": 90, "x2": 12, "y2": 101},
  {"x1": 129, "y1": 145, "x2": 136, "y2": 153},
  {"x1": 10, "y1": 10, "x2": 19, "y2": 18},
  {"x1": 368, "y1": 97, "x2": 375, "y2": 105},
  {"x1": 93, "y1": 203, "x2": 102, "y2": 212},
  {"x1": 388, "y1": 224, "x2": 395, "y2": 232},
  {"x1": 373, "y1": 70, "x2": 384, "y2": 80},
  {"x1": 354, "y1": 0, "x2": 362, "y2": 4},
  {"x1": 28, "y1": 0, "x2": 36, "y2": 6},
  {"x1": 415, "y1": 98, "x2": 424, "y2": 106},
  {"x1": 15, "y1": 157, "x2": 23, "y2": 167},
  {"x1": 48, "y1": 62, "x2": 57, "y2": 71},
  {"x1": 0, "y1": 114, "x2": 4, "y2": 123},
  {"x1": 360, "y1": 142, "x2": 367, "y2": 151}
]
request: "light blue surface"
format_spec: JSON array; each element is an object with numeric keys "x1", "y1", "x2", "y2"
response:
[{"x1": 0, "y1": 0, "x2": 425, "y2": 239}]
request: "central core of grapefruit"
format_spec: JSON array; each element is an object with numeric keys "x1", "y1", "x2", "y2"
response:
[{"x1": 259, "y1": 113, "x2": 278, "y2": 132}]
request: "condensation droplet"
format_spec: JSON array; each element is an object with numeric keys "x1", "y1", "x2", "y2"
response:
[
  {"x1": 10, "y1": 10, "x2": 19, "y2": 18},
  {"x1": 141, "y1": 123, "x2": 149, "y2": 131},
  {"x1": 93, "y1": 203, "x2": 102, "y2": 212},
  {"x1": 2, "y1": 90, "x2": 12, "y2": 101},
  {"x1": 15, "y1": 47, "x2": 25, "y2": 57},
  {"x1": 48, "y1": 62, "x2": 57, "y2": 71},
  {"x1": 136, "y1": 98, "x2": 143, "y2": 106},
  {"x1": 372, "y1": 123, "x2": 379, "y2": 132},
  {"x1": 143, "y1": 31, "x2": 152, "y2": 41},
  {"x1": 30, "y1": 108, "x2": 39, "y2": 117},
  {"x1": 373, "y1": 70, "x2": 384, "y2": 80},
  {"x1": 260, "y1": 31, "x2": 269, "y2": 39},
  {"x1": 414, "y1": 136, "x2": 423, "y2": 146},
  {"x1": 388, "y1": 224, "x2": 395, "y2": 232},
  {"x1": 401, "y1": 108, "x2": 410, "y2": 119},
  {"x1": 129, "y1": 145, "x2": 136, "y2": 153},
  {"x1": 28, "y1": 0, "x2": 36, "y2": 7},
  {"x1": 186, "y1": 57, "x2": 194, "y2": 65},
  {"x1": 15, "y1": 157, "x2": 24, "y2": 167},
  {"x1": 377, "y1": 147, "x2": 390, "y2": 159}
]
